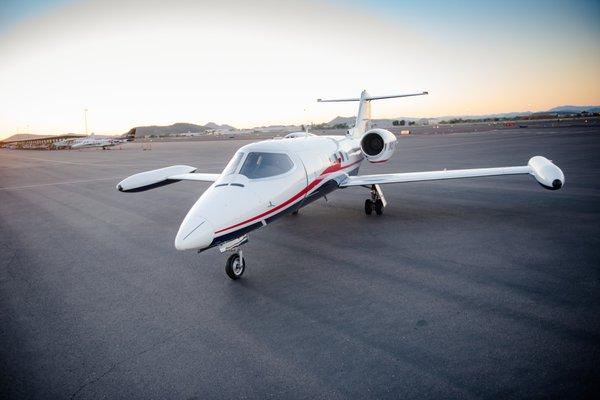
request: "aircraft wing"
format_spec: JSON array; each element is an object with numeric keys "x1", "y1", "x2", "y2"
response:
[
  {"x1": 340, "y1": 156, "x2": 564, "y2": 190},
  {"x1": 117, "y1": 165, "x2": 220, "y2": 192},
  {"x1": 167, "y1": 173, "x2": 221, "y2": 181}
]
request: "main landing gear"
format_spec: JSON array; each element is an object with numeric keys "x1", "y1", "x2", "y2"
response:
[
  {"x1": 219, "y1": 235, "x2": 248, "y2": 280},
  {"x1": 364, "y1": 184, "x2": 387, "y2": 216}
]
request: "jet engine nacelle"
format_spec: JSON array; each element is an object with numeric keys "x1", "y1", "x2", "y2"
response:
[{"x1": 360, "y1": 129, "x2": 397, "y2": 163}]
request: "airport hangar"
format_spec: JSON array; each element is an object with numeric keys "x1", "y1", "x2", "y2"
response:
[{"x1": 0, "y1": 134, "x2": 86, "y2": 150}]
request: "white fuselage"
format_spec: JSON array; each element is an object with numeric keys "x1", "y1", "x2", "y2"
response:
[
  {"x1": 174, "y1": 135, "x2": 365, "y2": 250},
  {"x1": 71, "y1": 138, "x2": 115, "y2": 149}
]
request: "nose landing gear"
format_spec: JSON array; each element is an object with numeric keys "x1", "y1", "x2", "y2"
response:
[
  {"x1": 225, "y1": 251, "x2": 245, "y2": 280},
  {"x1": 219, "y1": 235, "x2": 248, "y2": 280},
  {"x1": 364, "y1": 184, "x2": 387, "y2": 216}
]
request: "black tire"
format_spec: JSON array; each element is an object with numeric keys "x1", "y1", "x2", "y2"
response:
[
  {"x1": 374, "y1": 199, "x2": 384, "y2": 215},
  {"x1": 365, "y1": 199, "x2": 373, "y2": 215},
  {"x1": 292, "y1": 210, "x2": 299, "y2": 215},
  {"x1": 225, "y1": 253, "x2": 245, "y2": 280}
]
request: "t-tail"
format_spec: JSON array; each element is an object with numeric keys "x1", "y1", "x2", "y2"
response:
[{"x1": 317, "y1": 90, "x2": 428, "y2": 138}]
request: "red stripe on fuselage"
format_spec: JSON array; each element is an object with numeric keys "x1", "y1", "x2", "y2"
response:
[{"x1": 214, "y1": 158, "x2": 362, "y2": 234}]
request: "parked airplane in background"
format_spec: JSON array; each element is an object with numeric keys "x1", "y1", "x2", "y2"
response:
[
  {"x1": 117, "y1": 90, "x2": 564, "y2": 280},
  {"x1": 55, "y1": 130, "x2": 135, "y2": 149},
  {"x1": 53, "y1": 138, "x2": 78, "y2": 148},
  {"x1": 70, "y1": 134, "x2": 117, "y2": 149}
]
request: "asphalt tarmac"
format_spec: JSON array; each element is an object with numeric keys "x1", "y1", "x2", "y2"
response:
[{"x1": 1, "y1": 126, "x2": 599, "y2": 399}]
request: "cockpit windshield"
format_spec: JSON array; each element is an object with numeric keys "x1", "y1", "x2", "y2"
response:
[
  {"x1": 222, "y1": 152, "x2": 244, "y2": 175},
  {"x1": 239, "y1": 152, "x2": 294, "y2": 179}
]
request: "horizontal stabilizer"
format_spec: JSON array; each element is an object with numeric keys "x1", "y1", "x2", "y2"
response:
[
  {"x1": 317, "y1": 91, "x2": 428, "y2": 102},
  {"x1": 117, "y1": 165, "x2": 220, "y2": 192},
  {"x1": 318, "y1": 89, "x2": 429, "y2": 138}
]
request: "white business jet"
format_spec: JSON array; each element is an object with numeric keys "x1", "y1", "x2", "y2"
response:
[
  {"x1": 52, "y1": 134, "x2": 115, "y2": 149},
  {"x1": 60, "y1": 130, "x2": 135, "y2": 150},
  {"x1": 117, "y1": 91, "x2": 564, "y2": 279},
  {"x1": 70, "y1": 135, "x2": 117, "y2": 150}
]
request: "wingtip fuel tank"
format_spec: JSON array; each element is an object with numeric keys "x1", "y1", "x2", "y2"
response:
[{"x1": 528, "y1": 156, "x2": 564, "y2": 190}]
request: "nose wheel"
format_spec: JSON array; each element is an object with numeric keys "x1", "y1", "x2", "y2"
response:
[
  {"x1": 225, "y1": 251, "x2": 245, "y2": 280},
  {"x1": 219, "y1": 235, "x2": 249, "y2": 280}
]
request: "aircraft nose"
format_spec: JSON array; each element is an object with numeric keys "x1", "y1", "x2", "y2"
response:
[{"x1": 174, "y1": 215, "x2": 214, "y2": 251}]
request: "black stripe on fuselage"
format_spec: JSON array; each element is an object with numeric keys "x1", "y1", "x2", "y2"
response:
[{"x1": 205, "y1": 221, "x2": 264, "y2": 250}]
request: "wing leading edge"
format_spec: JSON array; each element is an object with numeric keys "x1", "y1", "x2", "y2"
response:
[
  {"x1": 117, "y1": 165, "x2": 220, "y2": 192},
  {"x1": 340, "y1": 156, "x2": 564, "y2": 190},
  {"x1": 167, "y1": 173, "x2": 221, "y2": 182}
]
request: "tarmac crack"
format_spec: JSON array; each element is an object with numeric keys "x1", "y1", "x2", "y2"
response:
[
  {"x1": 69, "y1": 329, "x2": 188, "y2": 399},
  {"x1": 0, "y1": 243, "x2": 34, "y2": 289}
]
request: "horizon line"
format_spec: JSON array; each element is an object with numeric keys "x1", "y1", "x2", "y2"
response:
[
  {"x1": 2, "y1": 103, "x2": 599, "y2": 139},
  {"x1": 2, "y1": 103, "x2": 599, "y2": 140}
]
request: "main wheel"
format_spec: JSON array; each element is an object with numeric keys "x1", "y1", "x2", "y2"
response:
[
  {"x1": 365, "y1": 199, "x2": 373, "y2": 215},
  {"x1": 374, "y1": 199, "x2": 384, "y2": 215},
  {"x1": 225, "y1": 253, "x2": 245, "y2": 280}
]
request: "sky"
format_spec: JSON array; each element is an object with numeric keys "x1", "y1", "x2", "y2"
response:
[{"x1": 0, "y1": 0, "x2": 599, "y2": 138}]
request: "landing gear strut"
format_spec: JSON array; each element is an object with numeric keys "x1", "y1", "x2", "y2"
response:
[
  {"x1": 219, "y1": 235, "x2": 248, "y2": 280},
  {"x1": 364, "y1": 184, "x2": 386, "y2": 216}
]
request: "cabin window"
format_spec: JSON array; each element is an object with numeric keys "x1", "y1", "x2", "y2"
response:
[
  {"x1": 222, "y1": 152, "x2": 244, "y2": 175},
  {"x1": 239, "y1": 152, "x2": 294, "y2": 179}
]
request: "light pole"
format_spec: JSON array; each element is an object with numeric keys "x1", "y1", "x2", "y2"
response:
[{"x1": 84, "y1": 108, "x2": 88, "y2": 136}]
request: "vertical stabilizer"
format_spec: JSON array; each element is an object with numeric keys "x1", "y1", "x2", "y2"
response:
[
  {"x1": 317, "y1": 90, "x2": 428, "y2": 138},
  {"x1": 352, "y1": 90, "x2": 371, "y2": 138}
]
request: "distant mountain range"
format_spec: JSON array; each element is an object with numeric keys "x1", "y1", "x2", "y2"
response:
[
  {"x1": 327, "y1": 105, "x2": 600, "y2": 127},
  {"x1": 127, "y1": 105, "x2": 599, "y2": 137},
  {"x1": 547, "y1": 105, "x2": 600, "y2": 113},
  {"x1": 204, "y1": 122, "x2": 236, "y2": 130},
  {"x1": 132, "y1": 122, "x2": 236, "y2": 137}
]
